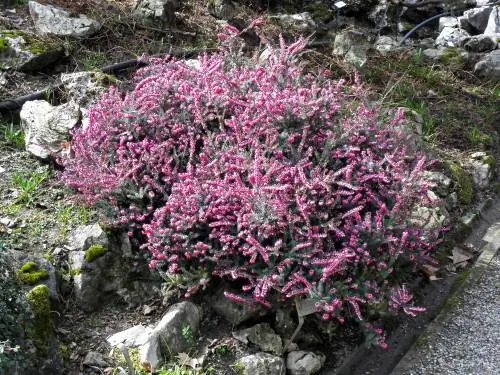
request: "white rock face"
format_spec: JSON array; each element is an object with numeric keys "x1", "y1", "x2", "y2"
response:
[
  {"x1": 238, "y1": 353, "x2": 286, "y2": 375},
  {"x1": 134, "y1": 0, "x2": 180, "y2": 19},
  {"x1": 20, "y1": 100, "x2": 80, "y2": 159},
  {"x1": 61, "y1": 71, "x2": 105, "y2": 109},
  {"x1": 483, "y1": 6, "x2": 500, "y2": 39},
  {"x1": 333, "y1": 29, "x2": 372, "y2": 68},
  {"x1": 28, "y1": 1, "x2": 101, "y2": 38},
  {"x1": 463, "y1": 6, "x2": 493, "y2": 32},
  {"x1": 435, "y1": 26, "x2": 470, "y2": 47},
  {"x1": 286, "y1": 351, "x2": 325, "y2": 375},
  {"x1": 439, "y1": 16, "x2": 459, "y2": 32},
  {"x1": 474, "y1": 50, "x2": 500, "y2": 81}
]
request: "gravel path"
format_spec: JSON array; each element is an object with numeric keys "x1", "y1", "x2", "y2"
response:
[{"x1": 391, "y1": 250, "x2": 500, "y2": 375}]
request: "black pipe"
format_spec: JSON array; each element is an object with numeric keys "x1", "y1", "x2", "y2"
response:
[
  {"x1": 0, "y1": 47, "x2": 219, "y2": 112},
  {"x1": 399, "y1": 12, "x2": 451, "y2": 46}
]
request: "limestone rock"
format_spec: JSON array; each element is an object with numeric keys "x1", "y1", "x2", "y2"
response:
[
  {"x1": 60, "y1": 71, "x2": 106, "y2": 109},
  {"x1": 154, "y1": 301, "x2": 201, "y2": 356},
  {"x1": 212, "y1": 288, "x2": 264, "y2": 325},
  {"x1": 374, "y1": 36, "x2": 399, "y2": 54},
  {"x1": 208, "y1": 0, "x2": 237, "y2": 20},
  {"x1": 286, "y1": 351, "x2": 325, "y2": 375},
  {"x1": 28, "y1": 1, "x2": 101, "y2": 38},
  {"x1": 435, "y1": 26, "x2": 470, "y2": 48},
  {"x1": 272, "y1": 13, "x2": 317, "y2": 34},
  {"x1": 83, "y1": 351, "x2": 109, "y2": 368},
  {"x1": 483, "y1": 5, "x2": 500, "y2": 39},
  {"x1": 474, "y1": 50, "x2": 500, "y2": 81},
  {"x1": 20, "y1": 100, "x2": 80, "y2": 159},
  {"x1": 134, "y1": 0, "x2": 180, "y2": 22},
  {"x1": 411, "y1": 206, "x2": 449, "y2": 230},
  {"x1": 333, "y1": 29, "x2": 373, "y2": 68},
  {"x1": 422, "y1": 171, "x2": 452, "y2": 197},
  {"x1": 238, "y1": 352, "x2": 285, "y2": 375},
  {"x1": 462, "y1": 6, "x2": 493, "y2": 33},
  {"x1": 236, "y1": 323, "x2": 283, "y2": 355},
  {"x1": 0, "y1": 30, "x2": 63, "y2": 72},
  {"x1": 65, "y1": 224, "x2": 108, "y2": 252},
  {"x1": 439, "y1": 16, "x2": 459, "y2": 32},
  {"x1": 461, "y1": 35, "x2": 497, "y2": 52},
  {"x1": 107, "y1": 324, "x2": 160, "y2": 370},
  {"x1": 469, "y1": 152, "x2": 493, "y2": 188}
]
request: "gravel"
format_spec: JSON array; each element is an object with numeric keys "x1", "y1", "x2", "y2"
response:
[{"x1": 391, "y1": 251, "x2": 500, "y2": 375}]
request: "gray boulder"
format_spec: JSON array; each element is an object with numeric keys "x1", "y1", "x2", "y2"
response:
[
  {"x1": 61, "y1": 71, "x2": 106, "y2": 110},
  {"x1": 469, "y1": 152, "x2": 493, "y2": 188},
  {"x1": 134, "y1": 0, "x2": 180, "y2": 22},
  {"x1": 208, "y1": 0, "x2": 237, "y2": 20},
  {"x1": 237, "y1": 353, "x2": 285, "y2": 375},
  {"x1": 483, "y1": 5, "x2": 500, "y2": 39},
  {"x1": 333, "y1": 29, "x2": 373, "y2": 68},
  {"x1": 439, "y1": 16, "x2": 459, "y2": 32},
  {"x1": 435, "y1": 26, "x2": 470, "y2": 48},
  {"x1": 0, "y1": 30, "x2": 63, "y2": 72},
  {"x1": 474, "y1": 49, "x2": 500, "y2": 80},
  {"x1": 20, "y1": 100, "x2": 80, "y2": 159},
  {"x1": 235, "y1": 323, "x2": 283, "y2": 355},
  {"x1": 212, "y1": 288, "x2": 264, "y2": 325},
  {"x1": 422, "y1": 171, "x2": 452, "y2": 197},
  {"x1": 286, "y1": 351, "x2": 325, "y2": 375},
  {"x1": 29, "y1": 1, "x2": 101, "y2": 38},
  {"x1": 154, "y1": 301, "x2": 201, "y2": 355},
  {"x1": 461, "y1": 35, "x2": 497, "y2": 52},
  {"x1": 462, "y1": 6, "x2": 493, "y2": 33},
  {"x1": 107, "y1": 324, "x2": 160, "y2": 370},
  {"x1": 272, "y1": 13, "x2": 317, "y2": 35}
]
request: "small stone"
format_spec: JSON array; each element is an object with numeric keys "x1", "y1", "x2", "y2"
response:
[
  {"x1": 238, "y1": 352, "x2": 285, "y2": 375},
  {"x1": 83, "y1": 351, "x2": 109, "y2": 368},
  {"x1": 286, "y1": 351, "x2": 325, "y2": 375},
  {"x1": 143, "y1": 304, "x2": 155, "y2": 315}
]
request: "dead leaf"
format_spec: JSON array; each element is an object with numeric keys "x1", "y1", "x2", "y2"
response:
[
  {"x1": 448, "y1": 247, "x2": 473, "y2": 267},
  {"x1": 420, "y1": 264, "x2": 440, "y2": 279}
]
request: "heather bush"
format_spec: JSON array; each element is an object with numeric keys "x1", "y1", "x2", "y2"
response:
[{"x1": 62, "y1": 26, "x2": 441, "y2": 347}]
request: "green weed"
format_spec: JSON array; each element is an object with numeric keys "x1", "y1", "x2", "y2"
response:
[
  {"x1": 0, "y1": 121, "x2": 25, "y2": 149},
  {"x1": 12, "y1": 168, "x2": 51, "y2": 205}
]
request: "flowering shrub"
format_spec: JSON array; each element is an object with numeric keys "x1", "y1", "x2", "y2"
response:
[{"x1": 62, "y1": 27, "x2": 441, "y2": 347}]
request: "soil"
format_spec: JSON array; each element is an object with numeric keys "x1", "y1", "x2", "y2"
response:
[{"x1": 0, "y1": 1, "x2": 499, "y2": 375}]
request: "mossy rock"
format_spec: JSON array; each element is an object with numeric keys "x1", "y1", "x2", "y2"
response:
[
  {"x1": 0, "y1": 30, "x2": 63, "y2": 72},
  {"x1": 25, "y1": 285, "x2": 52, "y2": 356},
  {"x1": 84, "y1": 244, "x2": 108, "y2": 262},
  {"x1": 448, "y1": 162, "x2": 473, "y2": 205},
  {"x1": 18, "y1": 261, "x2": 49, "y2": 285}
]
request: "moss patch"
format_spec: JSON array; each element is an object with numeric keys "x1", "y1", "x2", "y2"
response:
[
  {"x1": 25, "y1": 285, "x2": 52, "y2": 356},
  {"x1": 18, "y1": 261, "x2": 49, "y2": 285},
  {"x1": 84, "y1": 244, "x2": 108, "y2": 262},
  {"x1": 448, "y1": 163, "x2": 473, "y2": 205}
]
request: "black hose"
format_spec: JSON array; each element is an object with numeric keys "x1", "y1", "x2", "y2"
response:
[
  {"x1": 399, "y1": 12, "x2": 451, "y2": 46},
  {"x1": 0, "y1": 47, "x2": 219, "y2": 112}
]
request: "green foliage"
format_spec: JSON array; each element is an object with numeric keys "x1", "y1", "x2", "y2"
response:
[
  {"x1": 181, "y1": 324, "x2": 194, "y2": 344},
  {"x1": 11, "y1": 167, "x2": 51, "y2": 205},
  {"x1": 0, "y1": 121, "x2": 25, "y2": 149},
  {"x1": 448, "y1": 163, "x2": 473, "y2": 205},
  {"x1": 18, "y1": 261, "x2": 49, "y2": 285},
  {"x1": 84, "y1": 243, "x2": 108, "y2": 262},
  {"x1": 467, "y1": 126, "x2": 493, "y2": 149},
  {"x1": 231, "y1": 361, "x2": 245, "y2": 375}
]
